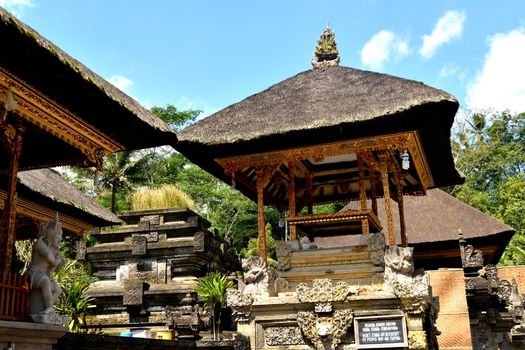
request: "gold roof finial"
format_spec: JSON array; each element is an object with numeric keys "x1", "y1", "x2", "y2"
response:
[{"x1": 312, "y1": 23, "x2": 340, "y2": 69}]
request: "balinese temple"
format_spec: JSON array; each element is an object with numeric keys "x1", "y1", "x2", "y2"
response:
[
  {"x1": 0, "y1": 6, "x2": 176, "y2": 349},
  {"x1": 82, "y1": 208, "x2": 240, "y2": 338},
  {"x1": 176, "y1": 26, "x2": 466, "y2": 350}
]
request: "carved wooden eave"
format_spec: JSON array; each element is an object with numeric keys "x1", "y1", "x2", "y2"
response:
[
  {"x1": 0, "y1": 190, "x2": 93, "y2": 236},
  {"x1": 216, "y1": 131, "x2": 434, "y2": 197},
  {"x1": 0, "y1": 66, "x2": 123, "y2": 168}
]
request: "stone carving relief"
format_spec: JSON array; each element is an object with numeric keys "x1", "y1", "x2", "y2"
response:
[
  {"x1": 384, "y1": 246, "x2": 431, "y2": 313},
  {"x1": 366, "y1": 232, "x2": 386, "y2": 266},
  {"x1": 274, "y1": 277, "x2": 290, "y2": 293},
  {"x1": 296, "y1": 279, "x2": 354, "y2": 312},
  {"x1": 165, "y1": 293, "x2": 203, "y2": 339},
  {"x1": 233, "y1": 333, "x2": 251, "y2": 350},
  {"x1": 132, "y1": 232, "x2": 159, "y2": 243},
  {"x1": 276, "y1": 240, "x2": 292, "y2": 257},
  {"x1": 297, "y1": 310, "x2": 353, "y2": 350},
  {"x1": 122, "y1": 280, "x2": 147, "y2": 306},
  {"x1": 276, "y1": 241, "x2": 292, "y2": 271},
  {"x1": 460, "y1": 237, "x2": 525, "y2": 347},
  {"x1": 131, "y1": 235, "x2": 147, "y2": 255},
  {"x1": 226, "y1": 289, "x2": 254, "y2": 323},
  {"x1": 193, "y1": 231, "x2": 206, "y2": 252},
  {"x1": 241, "y1": 256, "x2": 274, "y2": 297},
  {"x1": 264, "y1": 326, "x2": 304, "y2": 346},
  {"x1": 26, "y1": 213, "x2": 67, "y2": 324},
  {"x1": 459, "y1": 231, "x2": 484, "y2": 269},
  {"x1": 408, "y1": 330, "x2": 427, "y2": 350}
]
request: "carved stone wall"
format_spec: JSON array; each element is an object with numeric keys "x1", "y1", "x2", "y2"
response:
[
  {"x1": 85, "y1": 208, "x2": 240, "y2": 335},
  {"x1": 460, "y1": 237, "x2": 525, "y2": 349}
]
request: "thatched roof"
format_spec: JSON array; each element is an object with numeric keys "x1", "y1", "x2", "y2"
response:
[
  {"x1": 323, "y1": 189, "x2": 514, "y2": 267},
  {"x1": 17, "y1": 169, "x2": 120, "y2": 227},
  {"x1": 177, "y1": 65, "x2": 462, "y2": 189},
  {"x1": 0, "y1": 6, "x2": 176, "y2": 169},
  {"x1": 340, "y1": 189, "x2": 513, "y2": 245}
]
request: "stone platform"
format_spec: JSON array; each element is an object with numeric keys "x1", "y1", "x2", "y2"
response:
[
  {"x1": 0, "y1": 320, "x2": 67, "y2": 350},
  {"x1": 228, "y1": 234, "x2": 439, "y2": 350}
]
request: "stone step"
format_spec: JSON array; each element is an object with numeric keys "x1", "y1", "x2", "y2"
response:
[{"x1": 282, "y1": 262, "x2": 383, "y2": 283}]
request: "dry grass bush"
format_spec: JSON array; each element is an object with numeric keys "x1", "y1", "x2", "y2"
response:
[{"x1": 131, "y1": 185, "x2": 195, "y2": 211}]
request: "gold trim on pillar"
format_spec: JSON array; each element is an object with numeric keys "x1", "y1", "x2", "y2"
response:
[
  {"x1": 379, "y1": 153, "x2": 395, "y2": 246},
  {"x1": 0, "y1": 67, "x2": 124, "y2": 168}
]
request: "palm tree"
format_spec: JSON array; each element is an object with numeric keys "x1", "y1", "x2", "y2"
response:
[
  {"x1": 96, "y1": 151, "x2": 148, "y2": 213},
  {"x1": 195, "y1": 272, "x2": 234, "y2": 340}
]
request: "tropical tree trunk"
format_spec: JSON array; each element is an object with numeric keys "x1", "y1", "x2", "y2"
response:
[{"x1": 110, "y1": 184, "x2": 117, "y2": 213}]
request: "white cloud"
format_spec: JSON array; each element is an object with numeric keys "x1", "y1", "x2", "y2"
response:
[
  {"x1": 439, "y1": 63, "x2": 467, "y2": 82},
  {"x1": 108, "y1": 75, "x2": 134, "y2": 93},
  {"x1": 360, "y1": 30, "x2": 410, "y2": 70},
  {"x1": 439, "y1": 63, "x2": 459, "y2": 78},
  {"x1": 420, "y1": 10, "x2": 466, "y2": 59},
  {"x1": 466, "y1": 28, "x2": 525, "y2": 113},
  {"x1": 176, "y1": 96, "x2": 217, "y2": 119},
  {"x1": 0, "y1": 0, "x2": 34, "y2": 17}
]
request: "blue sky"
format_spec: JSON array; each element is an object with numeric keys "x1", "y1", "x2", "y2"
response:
[{"x1": 2, "y1": 0, "x2": 525, "y2": 117}]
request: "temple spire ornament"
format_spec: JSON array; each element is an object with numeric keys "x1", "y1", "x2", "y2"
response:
[{"x1": 312, "y1": 23, "x2": 340, "y2": 69}]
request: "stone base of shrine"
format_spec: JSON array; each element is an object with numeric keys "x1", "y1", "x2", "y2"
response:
[
  {"x1": 232, "y1": 291, "x2": 437, "y2": 350},
  {"x1": 0, "y1": 320, "x2": 67, "y2": 350}
]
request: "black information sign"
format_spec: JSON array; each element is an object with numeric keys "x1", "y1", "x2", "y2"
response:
[{"x1": 355, "y1": 315, "x2": 407, "y2": 349}]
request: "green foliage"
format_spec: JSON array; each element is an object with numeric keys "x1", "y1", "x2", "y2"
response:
[
  {"x1": 195, "y1": 272, "x2": 234, "y2": 339},
  {"x1": 449, "y1": 111, "x2": 525, "y2": 265},
  {"x1": 150, "y1": 104, "x2": 201, "y2": 132},
  {"x1": 54, "y1": 280, "x2": 95, "y2": 332},
  {"x1": 241, "y1": 223, "x2": 277, "y2": 264},
  {"x1": 14, "y1": 239, "x2": 35, "y2": 274},
  {"x1": 54, "y1": 260, "x2": 96, "y2": 332}
]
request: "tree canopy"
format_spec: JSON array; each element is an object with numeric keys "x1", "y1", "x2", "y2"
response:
[{"x1": 448, "y1": 110, "x2": 525, "y2": 265}]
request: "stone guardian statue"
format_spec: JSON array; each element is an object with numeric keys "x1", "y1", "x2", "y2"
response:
[{"x1": 26, "y1": 213, "x2": 66, "y2": 324}]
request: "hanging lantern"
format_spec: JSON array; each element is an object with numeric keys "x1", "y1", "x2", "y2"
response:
[{"x1": 401, "y1": 150, "x2": 410, "y2": 170}]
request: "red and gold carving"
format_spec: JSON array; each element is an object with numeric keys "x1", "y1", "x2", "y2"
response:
[{"x1": 0, "y1": 67, "x2": 123, "y2": 168}]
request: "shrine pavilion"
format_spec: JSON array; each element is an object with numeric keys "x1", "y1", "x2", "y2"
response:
[
  {"x1": 0, "y1": 5, "x2": 176, "y2": 344},
  {"x1": 176, "y1": 26, "x2": 463, "y2": 262},
  {"x1": 175, "y1": 26, "x2": 468, "y2": 350}
]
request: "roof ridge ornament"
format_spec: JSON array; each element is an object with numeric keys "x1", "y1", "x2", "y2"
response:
[{"x1": 312, "y1": 24, "x2": 340, "y2": 69}]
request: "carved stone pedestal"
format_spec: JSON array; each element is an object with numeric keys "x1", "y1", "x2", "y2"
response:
[
  {"x1": 229, "y1": 238, "x2": 439, "y2": 350},
  {"x1": 0, "y1": 320, "x2": 67, "y2": 350}
]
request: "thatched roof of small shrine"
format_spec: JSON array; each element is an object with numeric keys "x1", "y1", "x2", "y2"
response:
[
  {"x1": 340, "y1": 189, "x2": 513, "y2": 245},
  {"x1": 0, "y1": 6, "x2": 176, "y2": 158},
  {"x1": 177, "y1": 65, "x2": 462, "y2": 188},
  {"x1": 330, "y1": 189, "x2": 514, "y2": 266},
  {"x1": 17, "y1": 169, "x2": 120, "y2": 227}
]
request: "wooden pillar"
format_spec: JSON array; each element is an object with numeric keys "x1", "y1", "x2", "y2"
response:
[
  {"x1": 395, "y1": 169, "x2": 408, "y2": 247},
  {"x1": 256, "y1": 182, "x2": 267, "y2": 264},
  {"x1": 0, "y1": 121, "x2": 23, "y2": 281},
  {"x1": 357, "y1": 154, "x2": 369, "y2": 234},
  {"x1": 288, "y1": 161, "x2": 298, "y2": 240},
  {"x1": 370, "y1": 168, "x2": 378, "y2": 216},
  {"x1": 306, "y1": 173, "x2": 313, "y2": 215},
  {"x1": 255, "y1": 164, "x2": 280, "y2": 265},
  {"x1": 379, "y1": 153, "x2": 395, "y2": 246}
]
